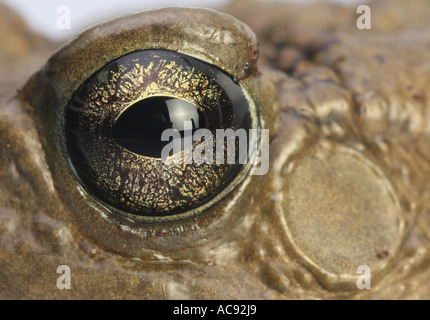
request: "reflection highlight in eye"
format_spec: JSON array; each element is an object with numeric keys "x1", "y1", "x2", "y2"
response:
[{"x1": 113, "y1": 96, "x2": 205, "y2": 157}]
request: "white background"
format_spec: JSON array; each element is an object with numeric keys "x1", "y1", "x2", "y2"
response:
[{"x1": 1, "y1": 0, "x2": 363, "y2": 41}]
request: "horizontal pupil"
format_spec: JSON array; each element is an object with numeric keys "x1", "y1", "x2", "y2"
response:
[{"x1": 113, "y1": 96, "x2": 205, "y2": 157}]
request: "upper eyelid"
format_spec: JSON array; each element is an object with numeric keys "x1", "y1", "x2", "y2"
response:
[{"x1": 23, "y1": 7, "x2": 258, "y2": 113}]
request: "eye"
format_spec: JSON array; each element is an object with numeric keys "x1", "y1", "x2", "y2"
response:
[
  {"x1": 64, "y1": 50, "x2": 254, "y2": 221},
  {"x1": 25, "y1": 7, "x2": 262, "y2": 250}
]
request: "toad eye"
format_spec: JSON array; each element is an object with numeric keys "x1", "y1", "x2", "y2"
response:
[
  {"x1": 25, "y1": 7, "x2": 262, "y2": 248},
  {"x1": 64, "y1": 50, "x2": 255, "y2": 221}
]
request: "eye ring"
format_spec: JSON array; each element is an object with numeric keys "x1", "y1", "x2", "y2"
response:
[{"x1": 63, "y1": 49, "x2": 260, "y2": 222}]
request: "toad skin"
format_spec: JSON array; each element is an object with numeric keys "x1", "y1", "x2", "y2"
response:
[{"x1": 1, "y1": 0, "x2": 430, "y2": 299}]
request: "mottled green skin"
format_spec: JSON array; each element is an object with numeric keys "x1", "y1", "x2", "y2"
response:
[{"x1": 1, "y1": 0, "x2": 430, "y2": 299}]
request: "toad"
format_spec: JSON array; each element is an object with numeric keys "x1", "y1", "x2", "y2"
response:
[{"x1": 1, "y1": 0, "x2": 430, "y2": 299}]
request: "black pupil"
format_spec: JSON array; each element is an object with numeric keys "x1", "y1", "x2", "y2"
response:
[{"x1": 113, "y1": 96, "x2": 205, "y2": 158}]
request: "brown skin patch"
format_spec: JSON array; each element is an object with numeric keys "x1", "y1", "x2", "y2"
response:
[{"x1": 1, "y1": 0, "x2": 430, "y2": 299}]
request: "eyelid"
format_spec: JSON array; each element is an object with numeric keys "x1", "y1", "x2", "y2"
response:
[{"x1": 27, "y1": 7, "x2": 258, "y2": 111}]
